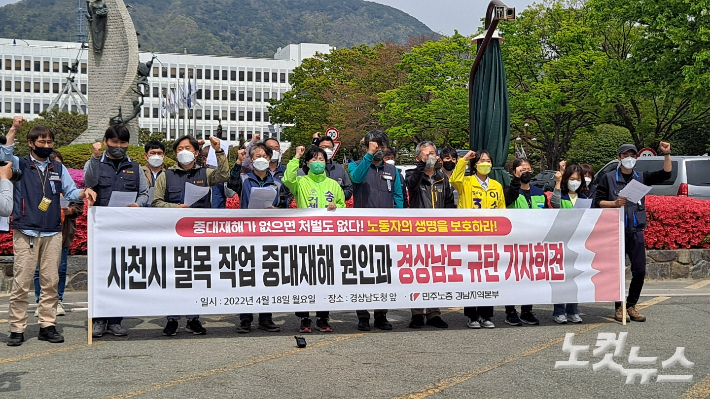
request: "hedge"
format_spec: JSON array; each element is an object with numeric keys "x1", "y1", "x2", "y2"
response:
[{"x1": 56, "y1": 143, "x2": 176, "y2": 170}]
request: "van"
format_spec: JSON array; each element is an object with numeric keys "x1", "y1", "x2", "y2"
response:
[{"x1": 594, "y1": 156, "x2": 710, "y2": 200}]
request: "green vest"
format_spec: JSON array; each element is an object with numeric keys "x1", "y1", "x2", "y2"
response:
[{"x1": 510, "y1": 193, "x2": 546, "y2": 209}]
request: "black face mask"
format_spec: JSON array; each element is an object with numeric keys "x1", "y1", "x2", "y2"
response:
[
  {"x1": 520, "y1": 171, "x2": 533, "y2": 184},
  {"x1": 442, "y1": 161, "x2": 456, "y2": 171},
  {"x1": 372, "y1": 151, "x2": 384, "y2": 162},
  {"x1": 33, "y1": 146, "x2": 53, "y2": 159},
  {"x1": 106, "y1": 145, "x2": 128, "y2": 159}
]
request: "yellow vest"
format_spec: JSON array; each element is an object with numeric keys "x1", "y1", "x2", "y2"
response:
[{"x1": 449, "y1": 158, "x2": 505, "y2": 209}]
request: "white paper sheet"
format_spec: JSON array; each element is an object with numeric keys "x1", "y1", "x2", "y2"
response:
[
  {"x1": 618, "y1": 179, "x2": 652, "y2": 203},
  {"x1": 108, "y1": 191, "x2": 138, "y2": 207},
  {"x1": 0, "y1": 216, "x2": 9, "y2": 232},
  {"x1": 205, "y1": 139, "x2": 230, "y2": 168},
  {"x1": 147, "y1": 187, "x2": 155, "y2": 205},
  {"x1": 248, "y1": 187, "x2": 278, "y2": 209},
  {"x1": 573, "y1": 198, "x2": 593, "y2": 209},
  {"x1": 60, "y1": 195, "x2": 70, "y2": 209},
  {"x1": 184, "y1": 183, "x2": 211, "y2": 207}
]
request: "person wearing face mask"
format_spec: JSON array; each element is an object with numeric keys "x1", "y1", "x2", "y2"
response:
[
  {"x1": 142, "y1": 140, "x2": 166, "y2": 188},
  {"x1": 450, "y1": 150, "x2": 505, "y2": 330},
  {"x1": 301, "y1": 135, "x2": 353, "y2": 201},
  {"x1": 580, "y1": 164, "x2": 596, "y2": 200},
  {"x1": 83, "y1": 125, "x2": 150, "y2": 338},
  {"x1": 7, "y1": 125, "x2": 97, "y2": 347},
  {"x1": 551, "y1": 164, "x2": 588, "y2": 209},
  {"x1": 152, "y1": 135, "x2": 228, "y2": 337},
  {"x1": 284, "y1": 145, "x2": 345, "y2": 333},
  {"x1": 404, "y1": 141, "x2": 454, "y2": 330},
  {"x1": 501, "y1": 158, "x2": 546, "y2": 327},
  {"x1": 596, "y1": 142, "x2": 672, "y2": 323},
  {"x1": 227, "y1": 137, "x2": 292, "y2": 208},
  {"x1": 439, "y1": 147, "x2": 459, "y2": 206},
  {"x1": 348, "y1": 130, "x2": 403, "y2": 331}
]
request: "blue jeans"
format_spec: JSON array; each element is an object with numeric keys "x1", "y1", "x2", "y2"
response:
[
  {"x1": 553, "y1": 303, "x2": 579, "y2": 316},
  {"x1": 34, "y1": 247, "x2": 68, "y2": 301}
]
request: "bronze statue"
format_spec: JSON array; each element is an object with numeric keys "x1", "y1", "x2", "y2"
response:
[
  {"x1": 86, "y1": 0, "x2": 109, "y2": 53},
  {"x1": 110, "y1": 56, "x2": 156, "y2": 127}
]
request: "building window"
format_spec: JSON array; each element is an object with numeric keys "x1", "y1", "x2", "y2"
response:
[
  {"x1": 188, "y1": 69, "x2": 194, "y2": 79},
  {"x1": 272, "y1": 92, "x2": 278, "y2": 101},
  {"x1": 153, "y1": 67, "x2": 159, "y2": 77},
  {"x1": 239, "y1": 71, "x2": 244, "y2": 81},
  {"x1": 62, "y1": 62, "x2": 68, "y2": 72},
  {"x1": 15, "y1": 60, "x2": 21, "y2": 71},
  {"x1": 221, "y1": 110, "x2": 227, "y2": 120},
  {"x1": 4, "y1": 102, "x2": 10, "y2": 112},
  {"x1": 153, "y1": 87, "x2": 159, "y2": 97},
  {"x1": 43, "y1": 61, "x2": 49, "y2": 72},
  {"x1": 34, "y1": 61, "x2": 41, "y2": 72},
  {"x1": 264, "y1": 72, "x2": 269, "y2": 82},
  {"x1": 4, "y1": 81, "x2": 10, "y2": 91},
  {"x1": 255, "y1": 92, "x2": 261, "y2": 102},
  {"x1": 272, "y1": 72, "x2": 278, "y2": 82},
  {"x1": 230, "y1": 132, "x2": 236, "y2": 141},
  {"x1": 170, "y1": 68, "x2": 176, "y2": 78},
  {"x1": 143, "y1": 107, "x2": 149, "y2": 118},
  {"x1": 205, "y1": 110, "x2": 210, "y2": 120},
  {"x1": 43, "y1": 82, "x2": 49, "y2": 93},
  {"x1": 280, "y1": 73, "x2": 286, "y2": 83},
  {"x1": 264, "y1": 112, "x2": 269, "y2": 122},
  {"x1": 205, "y1": 69, "x2": 211, "y2": 79},
  {"x1": 4, "y1": 59, "x2": 11, "y2": 70},
  {"x1": 25, "y1": 60, "x2": 31, "y2": 71},
  {"x1": 179, "y1": 68, "x2": 185, "y2": 78},
  {"x1": 255, "y1": 72, "x2": 261, "y2": 82},
  {"x1": 239, "y1": 111, "x2": 244, "y2": 121},
  {"x1": 53, "y1": 62, "x2": 59, "y2": 72},
  {"x1": 197, "y1": 69, "x2": 202, "y2": 79},
  {"x1": 33, "y1": 103, "x2": 40, "y2": 114},
  {"x1": 195, "y1": 109, "x2": 202, "y2": 119},
  {"x1": 162, "y1": 68, "x2": 167, "y2": 78},
  {"x1": 81, "y1": 63, "x2": 87, "y2": 74},
  {"x1": 15, "y1": 103, "x2": 21, "y2": 113},
  {"x1": 205, "y1": 89, "x2": 211, "y2": 100},
  {"x1": 222, "y1": 70, "x2": 227, "y2": 80},
  {"x1": 153, "y1": 108, "x2": 159, "y2": 118},
  {"x1": 263, "y1": 92, "x2": 270, "y2": 101},
  {"x1": 239, "y1": 91, "x2": 244, "y2": 101},
  {"x1": 34, "y1": 82, "x2": 40, "y2": 93},
  {"x1": 247, "y1": 111, "x2": 253, "y2": 121},
  {"x1": 230, "y1": 111, "x2": 236, "y2": 121},
  {"x1": 247, "y1": 91, "x2": 253, "y2": 101},
  {"x1": 196, "y1": 89, "x2": 202, "y2": 100},
  {"x1": 81, "y1": 84, "x2": 87, "y2": 94},
  {"x1": 24, "y1": 103, "x2": 30, "y2": 113},
  {"x1": 53, "y1": 83, "x2": 59, "y2": 93},
  {"x1": 255, "y1": 112, "x2": 261, "y2": 122},
  {"x1": 230, "y1": 70, "x2": 236, "y2": 81},
  {"x1": 230, "y1": 91, "x2": 236, "y2": 101},
  {"x1": 247, "y1": 71, "x2": 253, "y2": 82},
  {"x1": 213, "y1": 70, "x2": 218, "y2": 80},
  {"x1": 222, "y1": 90, "x2": 227, "y2": 101}
]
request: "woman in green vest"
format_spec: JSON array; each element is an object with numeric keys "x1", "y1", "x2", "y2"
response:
[{"x1": 550, "y1": 164, "x2": 589, "y2": 323}]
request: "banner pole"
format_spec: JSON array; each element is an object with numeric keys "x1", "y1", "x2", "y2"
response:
[
  {"x1": 622, "y1": 301, "x2": 627, "y2": 326},
  {"x1": 88, "y1": 318, "x2": 93, "y2": 345}
]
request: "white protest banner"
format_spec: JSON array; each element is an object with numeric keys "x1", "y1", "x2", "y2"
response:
[{"x1": 88, "y1": 208, "x2": 624, "y2": 318}]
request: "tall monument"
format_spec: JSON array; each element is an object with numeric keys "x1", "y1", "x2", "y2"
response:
[{"x1": 73, "y1": 0, "x2": 140, "y2": 144}]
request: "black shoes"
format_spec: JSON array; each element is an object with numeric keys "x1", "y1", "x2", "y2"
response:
[
  {"x1": 409, "y1": 314, "x2": 425, "y2": 329},
  {"x1": 373, "y1": 315, "x2": 392, "y2": 330},
  {"x1": 38, "y1": 326, "x2": 64, "y2": 343},
  {"x1": 163, "y1": 319, "x2": 179, "y2": 336},
  {"x1": 7, "y1": 332, "x2": 24, "y2": 346},
  {"x1": 186, "y1": 318, "x2": 207, "y2": 335},
  {"x1": 425, "y1": 316, "x2": 449, "y2": 329},
  {"x1": 357, "y1": 317, "x2": 371, "y2": 331}
]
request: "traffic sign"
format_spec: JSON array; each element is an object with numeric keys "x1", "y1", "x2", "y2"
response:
[
  {"x1": 638, "y1": 148, "x2": 657, "y2": 157},
  {"x1": 332, "y1": 141, "x2": 342, "y2": 159},
  {"x1": 325, "y1": 127, "x2": 340, "y2": 141}
]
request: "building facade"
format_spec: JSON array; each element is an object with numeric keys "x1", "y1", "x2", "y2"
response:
[{"x1": 0, "y1": 39, "x2": 332, "y2": 144}]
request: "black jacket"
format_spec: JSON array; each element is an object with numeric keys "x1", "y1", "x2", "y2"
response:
[{"x1": 405, "y1": 161, "x2": 455, "y2": 209}]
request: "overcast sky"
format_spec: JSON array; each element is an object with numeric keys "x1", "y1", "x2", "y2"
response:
[{"x1": 369, "y1": 0, "x2": 535, "y2": 36}]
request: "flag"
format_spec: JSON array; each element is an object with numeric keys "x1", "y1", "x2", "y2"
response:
[
  {"x1": 178, "y1": 84, "x2": 186, "y2": 109},
  {"x1": 191, "y1": 74, "x2": 201, "y2": 108},
  {"x1": 160, "y1": 92, "x2": 167, "y2": 117},
  {"x1": 187, "y1": 80, "x2": 193, "y2": 109}
]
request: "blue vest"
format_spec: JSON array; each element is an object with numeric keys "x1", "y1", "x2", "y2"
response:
[
  {"x1": 92, "y1": 155, "x2": 141, "y2": 207},
  {"x1": 12, "y1": 156, "x2": 64, "y2": 232},
  {"x1": 164, "y1": 167, "x2": 211, "y2": 208},
  {"x1": 602, "y1": 168, "x2": 647, "y2": 233},
  {"x1": 352, "y1": 161, "x2": 397, "y2": 208}
]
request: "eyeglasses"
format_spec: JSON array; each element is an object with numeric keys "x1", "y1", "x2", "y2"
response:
[{"x1": 34, "y1": 140, "x2": 54, "y2": 146}]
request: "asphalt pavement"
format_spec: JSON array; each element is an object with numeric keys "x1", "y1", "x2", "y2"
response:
[{"x1": 1, "y1": 279, "x2": 709, "y2": 399}]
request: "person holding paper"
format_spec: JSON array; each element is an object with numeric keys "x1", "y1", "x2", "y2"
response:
[
  {"x1": 501, "y1": 157, "x2": 546, "y2": 327},
  {"x1": 33, "y1": 151, "x2": 83, "y2": 318},
  {"x1": 551, "y1": 164, "x2": 589, "y2": 209},
  {"x1": 7, "y1": 125, "x2": 96, "y2": 347},
  {"x1": 595, "y1": 142, "x2": 673, "y2": 323},
  {"x1": 283, "y1": 145, "x2": 344, "y2": 333},
  {"x1": 83, "y1": 125, "x2": 150, "y2": 338},
  {"x1": 152, "y1": 135, "x2": 228, "y2": 337}
]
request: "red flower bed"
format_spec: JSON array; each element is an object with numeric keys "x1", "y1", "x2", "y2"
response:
[{"x1": 644, "y1": 195, "x2": 710, "y2": 250}]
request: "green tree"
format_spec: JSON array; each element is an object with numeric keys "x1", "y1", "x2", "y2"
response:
[
  {"x1": 3, "y1": 109, "x2": 87, "y2": 156},
  {"x1": 501, "y1": 1, "x2": 604, "y2": 170},
  {"x1": 379, "y1": 33, "x2": 473, "y2": 152},
  {"x1": 565, "y1": 124, "x2": 632, "y2": 171}
]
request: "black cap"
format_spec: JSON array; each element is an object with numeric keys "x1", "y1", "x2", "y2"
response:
[{"x1": 618, "y1": 144, "x2": 638, "y2": 155}]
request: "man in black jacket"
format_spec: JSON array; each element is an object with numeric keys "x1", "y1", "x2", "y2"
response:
[{"x1": 404, "y1": 141, "x2": 454, "y2": 329}]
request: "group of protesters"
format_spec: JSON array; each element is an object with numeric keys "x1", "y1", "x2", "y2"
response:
[{"x1": 2, "y1": 114, "x2": 672, "y2": 347}]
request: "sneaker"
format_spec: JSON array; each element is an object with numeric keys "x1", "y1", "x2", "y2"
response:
[
  {"x1": 520, "y1": 311, "x2": 540, "y2": 325},
  {"x1": 554, "y1": 314, "x2": 568, "y2": 324},
  {"x1": 614, "y1": 307, "x2": 630, "y2": 323},
  {"x1": 186, "y1": 318, "x2": 207, "y2": 335},
  {"x1": 627, "y1": 306, "x2": 646, "y2": 322},
  {"x1": 7, "y1": 332, "x2": 24, "y2": 347},
  {"x1": 38, "y1": 326, "x2": 64, "y2": 343},
  {"x1": 425, "y1": 316, "x2": 449, "y2": 329},
  {"x1": 258, "y1": 319, "x2": 280, "y2": 332},
  {"x1": 56, "y1": 300, "x2": 66, "y2": 316},
  {"x1": 479, "y1": 317, "x2": 495, "y2": 329},
  {"x1": 466, "y1": 317, "x2": 481, "y2": 329},
  {"x1": 299, "y1": 318, "x2": 312, "y2": 333},
  {"x1": 505, "y1": 312, "x2": 523, "y2": 326},
  {"x1": 33, "y1": 306, "x2": 39, "y2": 317},
  {"x1": 236, "y1": 320, "x2": 251, "y2": 334},
  {"x1": 92, "y1": 319, "x2": 107, "y2": 337},
  {"x1": 409, "y1": 314, "x2": 425, "y2": 329},
  {"x1": 163, "y1": 319, "x2": 179, "y2": 336},
  {"x1": 107, "y1": 323, "x2": 128, "y2": 336},
  {"x1": 316, "y1": 318, "x2": 333, "y2": 332},
  {"x1": 373, "y1": 315, "x2": 392, "y2": 330},
  {"x1": 567, "y1": 314, "x2": 583, "y2": 323},
  {"x1": 357, "y1": 317, "x2": 371, "y2": 331}
]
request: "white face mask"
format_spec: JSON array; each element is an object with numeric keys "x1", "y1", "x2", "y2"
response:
[
  {"x1": 252, "y1": 157, "x2": 270, "y2": 172},
  {"x1": 323, "y1": 148, "x2": 334, "y2": 160},
  {"x1": 621, "y1": 157, "x2": 636, "y2": 169},
  {"x1": 568, "y1": 180, "x2": 582, "y2": 193},
  {"x1": 147, "y1": 155, "x2": 164, "y2": 168},
  {"x1": 271, "y1": 150, "x2": 281, "y2": 163},
  {"x1": 177, "y1": 150, "x2": 196, "y2": 165},
  {"x1": 585, "y1": 177, "x2": 592, "y2": 186},
  {"x1": 385, "y1": 159, "x2": 395, "y2": 165}
]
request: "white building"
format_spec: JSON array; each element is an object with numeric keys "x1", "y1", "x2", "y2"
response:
[{"x1": 0, "y1": 38, "x2": 332, "y2": 143}]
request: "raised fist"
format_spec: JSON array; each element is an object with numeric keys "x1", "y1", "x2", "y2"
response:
[
  {"x1": 463, "y1": 150, "x2": 477, "y2": 161},
  {"x1": 92, "y1": 141, "x2": 103, "y2": 158},
  {"x1": 209, "y1": 136, "x2": 221, "y2": 152},
  {"x1": 659, "y1": 141, "x2": 671, "y2": 154},
  {"x1": 555, "y1": 171, "x2": 562, "y2": 183},
  {"x1": 559, "y1": 160, "x2": 567, "y2": 172},
  {"x1": 367, "y1": 141, "x2": 379, "y2": 155},
  {"x1": 295, "y1": 146, "x2": 306, "y2": 159},
  {"x1": 11, "y1": 115, "x2": 25, "y2": 131},
  {"x1": 237, "y1": 148, "x2": 247, "y2": 164}
]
